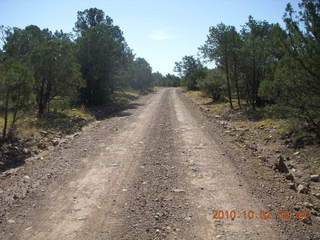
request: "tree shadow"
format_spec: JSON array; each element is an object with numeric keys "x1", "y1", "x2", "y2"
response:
[
  {"x1": 0, "y1": 91, "x2": 146, "y2": 173},
  {"x1": 0, "y1": 137, "x2": 30, "y2": 173},
  {"x1": 87, "y1": 102, "x2": 143, "y2": 120},
  {"x1": 32, "y1": 112, "x2": 89, "y2": 135}
]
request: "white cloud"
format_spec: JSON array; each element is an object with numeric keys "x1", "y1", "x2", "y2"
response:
[{"x1": 148, "y1": 29, "x2": 176, "y2": 40}]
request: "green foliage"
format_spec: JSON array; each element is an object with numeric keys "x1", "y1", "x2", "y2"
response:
[
  {"x1": 31, "y1": 37, "x2": 84, "y2": 115},
  {"x1": 277, "y1": 0, "x2": 320, "y2": 136},
  {"x1": 3, "y1": 25, "x2": 84, "y2": 116},
  {"x1": 196, "y1": 0, "x2": 320, "y2": 138},
  {"x1": 130, "y1": 57, "x2": 153, "y2": 91},
  {"x1": 197, "y1": 69, "x2": 224, "y2": 102},
  {"x1": 240, "y1": 16, "x2": 276, "y2": 109},
  {"x1": 0, "y1": 60, "x2": 34, "y2": 138},
  {"x1": 156, "y1": 73, "x2": 180, "y2": 87},
  {"x1": 200, "y1": 24, "x2": 241, "y2": 108},
  {"x1": 174, "y1": 55, "x2": 205, "y2": 90},
  {"x1": 76, "y1": 9, "x2": 132, "y2": 105},
  {"x1": 0, "y1": 8, "x2": 157, "y2": 142}
]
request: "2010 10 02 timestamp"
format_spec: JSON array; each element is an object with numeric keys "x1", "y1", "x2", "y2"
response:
[{"x1": 212, "y1": 210, "x2": 309, "y2": 220}]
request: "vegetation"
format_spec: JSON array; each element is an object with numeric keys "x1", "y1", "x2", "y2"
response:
[
  {"x1": 0, "y1": 8, "x2": 156, "y2": 141},
  {"x1": 1, "y1": 0, "x2": 319, "y2": 142},
  {"x1": 197, "y1": 69, "x2": 224, "y2": 102},
  {"x1": 171, "y1": 0, "x2": 320, "y2": 140},
  {"x1": 174, "y1": 55, "x2": 205, "y2": 90}
]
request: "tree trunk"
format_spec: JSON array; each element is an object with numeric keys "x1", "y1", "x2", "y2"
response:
[
  {"x1": 225, "y1": 60, "x2": 233, "y2": 109},
  {"x1": 38, "y1": 79, "x2": 46, "y2": 116},
  {"x1": 234, "y1": 60, "x2": 241, "y2": 108},
  {"x1": 2, "y1": 90, "x2": 10, "y2": 139},
  {"x1": 252, "y1": 55, "x2": 256, "y2": 110},
  {"x1": 11, "y1": 107, "x2": 18, "y2": 130}
]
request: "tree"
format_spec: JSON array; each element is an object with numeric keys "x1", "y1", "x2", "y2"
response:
[
  {"x1": 200, "y1": 24, "x2": 235, "y2": 109},
  {"x1": 74, "y1": 8, "x2": 113, "y2": 34},
  {"x1": 174, "y1": 55, "x2": 204, "y2": 90},
  {"x1": 0, "y1": 60, "x2": 34, "y2": 139},
  {"x1": 197, "y1": 69, "x2": 224, "y2": 102},
  {"x1": 2, "y1": 25, "x2": 83, "y2": 116},
  {"x1": 130, "y1": 57, "x2": 153, "y2": 91},
  {"x1": 4, "y1": 25, "x2": 51, "y2": 60},
  {"x1": 257, "y1": 24, "x2": 286, "y2": 105},
  {"x1": 240, "y1": 16, "x2": 274, "y2": 110},
  {"x1": 76, "y1": 8, "x2": 128, "y2": 105},
  {"x1": 229, "y1": 27, "x2": 243, "y2": 108},
  {"x1": 31, "y1": 37, "x2": 84, "y2": 115},
  {"x1": 274, "y1": 0, "x2": 320, "y2": 136},
  {"x1": 164, "y1": 73, "x2": 180, "y2": 87},
  {"x1": 152, "y1": 72, "x2": 164, "y2": 86}
]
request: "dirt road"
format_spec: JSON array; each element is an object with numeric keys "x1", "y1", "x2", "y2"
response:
[{"x1": 1, "y1": 88, "x2": 287, "y2": 239}]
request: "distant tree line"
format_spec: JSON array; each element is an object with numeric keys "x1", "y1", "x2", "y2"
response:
[
  {"x1": 153, "y1": 72, "x2": 180, "y2": 87},
  {"x1": 173, "y1": 0, "x2": 320, "y2": 138},
  {"x1": 0, "y1": 8, "x2": 156, "y2": 139}
]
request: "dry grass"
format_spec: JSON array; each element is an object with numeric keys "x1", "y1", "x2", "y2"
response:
[
  {"x1": 0, "y1": 90, "x2": 142, "y2": 138},
  {"x1": 60, "y1": 105, "x2": 92, "y2": 119},
  {"x1": 187, "y1": 90, "x2": 288, "y2": 134}
]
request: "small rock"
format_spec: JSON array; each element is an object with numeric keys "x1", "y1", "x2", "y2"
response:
[
  {"x1": 8, "y1": 219, "x2": 15, "y2": 224},
  {"x1": 297, "y1": 184, "x2": 309, "y2": 194},
  {"x1": 314, "y1": 193, "x2": 320, "y2": 199},
  {"x1": 23, "y1": 175, "x2": 30, "y2": 180},
  {"x1": 310, "y1": 175, "x2": 320, "y2": 182},
  {"x1": 287, "y1": 163, "x2": 295, "y2": 169},
  {"x1": 77, "y1": 216, "x2": 87, "y2": 221},
  {"x1": 25, "y1": 227, "x2": 32, "y2": 231},
  {"x1": 23, "y1": 148, "x2": 30, "y2": 154},
  {"x1": 286, "y1": 173, "x2": 295, "y2": 181},
  {"x1": 51, "y1": 138, "x2": 60, "y2": 146},
  {"x1": 293, "y1": 152, "x2": 300, "y2": 156},
  {"x1": 311, "y1": 210, "x2": 319, "y2": 216},
  {"x1": 173, "y1": 189, "x2": 185, "y2": 193},
  {"x1": 274, "y1": 155, "x2": 289, "y2": 173},
  {"x1": 302, "y1": 218, "x2": 312, "y2": 225},
  {"x1": 40, "y1": 131, "x2": 48, "y2": 136},
  {"x1": 288, "y1": 183, "x2": 296, "y2": 190},
  {"x1": 303, "y1": 202, "x2": 314, "y2": 208},
  {"x1": 191, "y1": 167, "x2": 199, "y2": 172},
  {"x1": 37, "y1": 142, "x2": 47, "y2": 150}
]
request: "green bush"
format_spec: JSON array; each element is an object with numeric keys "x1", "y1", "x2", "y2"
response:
[{"x1": 197, "y1": 69, "x2": 225, "y2": 102}]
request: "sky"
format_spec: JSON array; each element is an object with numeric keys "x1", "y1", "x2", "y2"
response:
[{"x1": 0, "y1": 0, "x2": 300, "y2": 75}]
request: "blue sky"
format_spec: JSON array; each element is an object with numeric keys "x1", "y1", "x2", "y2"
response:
[{"x1": 0, "y1": 0, "x2": 299, "y2": 74}]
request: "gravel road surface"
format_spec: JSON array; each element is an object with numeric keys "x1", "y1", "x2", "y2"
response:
[{"x1": 1, "y1": 88, "x2": 287, "y2": 239}]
